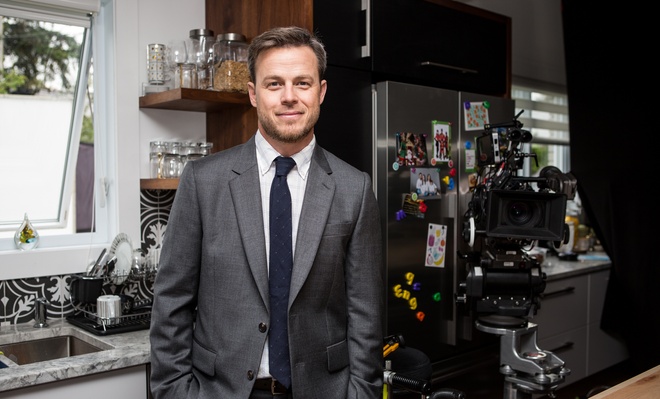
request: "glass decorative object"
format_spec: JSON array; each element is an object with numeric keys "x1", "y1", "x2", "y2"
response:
[{"x1": 14, "y1": 213, "x2": 39, "y2": 251}]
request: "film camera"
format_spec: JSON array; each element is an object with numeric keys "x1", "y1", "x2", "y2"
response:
[
  {"x1": 457, "y1": 111, "x2": 577, "y2": 322},
  {"x1": 455, "y1": 111, "x2": 576, "y2": 397}
]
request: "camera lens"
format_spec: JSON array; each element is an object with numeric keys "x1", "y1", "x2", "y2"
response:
[{"x1": 507, "y1": 201, "x2": 541, "y2": 227}]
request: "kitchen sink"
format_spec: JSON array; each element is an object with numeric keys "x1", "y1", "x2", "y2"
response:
[{"x1": 0, "y1": 335, "x2": 110, "y2": 366}]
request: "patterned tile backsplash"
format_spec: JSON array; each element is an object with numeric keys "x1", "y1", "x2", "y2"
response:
[{"x1": 0, "y1": 189, "x2": 175, "y2": 325}]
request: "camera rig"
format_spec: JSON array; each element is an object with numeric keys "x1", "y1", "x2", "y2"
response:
[
  {"x1": 457, "y1": 110, "x2": 577, "y2": 321},
  {"x1": 455, "y1": 111, "x2": 576, "y2": 397}
]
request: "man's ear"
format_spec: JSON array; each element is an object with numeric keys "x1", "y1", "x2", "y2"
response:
[{"x1": 248, "y1": 82, "x2": 257, "y2": 107}]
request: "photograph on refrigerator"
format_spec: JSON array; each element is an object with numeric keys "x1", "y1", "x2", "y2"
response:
[
  {"x1": 432, "y1": 120, "x2": 451, "y2": 163},
  {"x1": 395, "y1": 131, "x2": 429, "y2": 166},
  {"x1": 410, "y1": 168, "x2": 441, "y2": 199}
]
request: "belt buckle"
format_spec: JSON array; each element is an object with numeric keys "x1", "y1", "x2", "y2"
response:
[{"x1": 271, "y1": 379, "x2": 286, "y2": 396}]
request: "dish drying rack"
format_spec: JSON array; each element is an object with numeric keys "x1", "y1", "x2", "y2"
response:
[{"x1": 66, "y1": 271, "x2": 154, "y2": 336}]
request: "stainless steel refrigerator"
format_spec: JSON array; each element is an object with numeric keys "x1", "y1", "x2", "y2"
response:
[{"x1": 373, "y1": 81, "x2": 515, "y2": 366}]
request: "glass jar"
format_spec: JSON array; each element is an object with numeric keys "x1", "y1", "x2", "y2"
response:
[
  {"x1": 178, "y1": 62, "x2": 197, "y2": 88},
  {"x1": 161, "y1": 153, "x2": 183, "y2": 178},
  {"x1": 149, "y1": 141, "x2": 168, "y2": 178},
  {"x1": 212, "y1": 33, "x2": 249, "y2": 93},
  {"x1": 199, "y1": 142, "x2": 213, "y2": 155},
  {"x1": 190, "y1": 28, "x2": 215, "y2": 90}
]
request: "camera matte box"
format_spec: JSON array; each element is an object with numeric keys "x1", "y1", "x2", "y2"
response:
[{"x1": 485, "y1": 190, "x2": 567, "y2": 241}]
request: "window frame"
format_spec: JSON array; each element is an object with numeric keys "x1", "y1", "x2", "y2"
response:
[
  {"x1": 0, "y1": 0, "x2": 118, "y2": 280},
  {"x1": 511, "y1": 79, "x2": 571, "y2": 177}
]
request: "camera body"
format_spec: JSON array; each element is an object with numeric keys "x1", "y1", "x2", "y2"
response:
[{"x1": 457, "y1": 112, "x2": 577, "y2": 321}]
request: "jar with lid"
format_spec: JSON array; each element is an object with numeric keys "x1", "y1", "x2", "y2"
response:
[
  {"x1": 190, "y1": 28, "x2": 215, "y2": 90},
  {"x1": 158, "y1": 142, "x2": 182, "y2": 178},
  {"x1": 212, "y1": 33, "x2": 249, "y2": 93},
  {"x1": 149, "y1": 141, "x2": 168, "y2": 178}
]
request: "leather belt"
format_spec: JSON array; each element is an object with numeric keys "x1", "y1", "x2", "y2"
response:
[{"x1": 253, "y1": 378, "x2": 289, "y2": 395}]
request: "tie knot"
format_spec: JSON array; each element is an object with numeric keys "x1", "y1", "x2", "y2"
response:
[{"x1": 275, "y1": 156, "x2": 296, "y2": 177}]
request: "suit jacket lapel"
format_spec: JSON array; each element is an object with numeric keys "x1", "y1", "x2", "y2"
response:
[
  {"x1": 290, "y1": 146, "x2": 335, "y2": 302},
  {"x1": 230, "y1": 137, "x2": 270, "y2": 307}
]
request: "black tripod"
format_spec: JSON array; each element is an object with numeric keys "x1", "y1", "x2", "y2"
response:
[{"x1": 475, "y1": 316, "x2": 571, "y2": 399}]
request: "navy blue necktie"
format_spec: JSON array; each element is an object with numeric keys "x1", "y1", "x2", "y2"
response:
[{"x1": 268, "y1": 156, "x2": 296, "y2": 388}]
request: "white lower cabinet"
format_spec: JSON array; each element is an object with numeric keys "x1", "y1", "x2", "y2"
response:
[
  {"x1": 0, "y1": 365, "x2": 149, "y2": 399},
  {"x1": 529, "y1": 268, "x2": 628, "y2": 391},
  {"x1": 587, "y1": 269, "x2": 629, "y2": 375}
]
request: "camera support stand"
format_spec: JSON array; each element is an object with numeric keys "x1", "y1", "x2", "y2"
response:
[{"x1": 476, "y1": 319, "x2": 571, "y2": 399}]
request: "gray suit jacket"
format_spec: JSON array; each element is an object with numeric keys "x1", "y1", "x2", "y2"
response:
[{"x1": 150, "y1": 136, "x2": 384, "y2": 399}]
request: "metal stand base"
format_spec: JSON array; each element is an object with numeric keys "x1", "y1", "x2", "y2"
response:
[{"x1": 476, "y1": 318, "x2": 571, "y2": 399}]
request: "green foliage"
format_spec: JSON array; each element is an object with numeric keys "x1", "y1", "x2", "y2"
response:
[
  {"x1": 0, "y1": 70, "x2": 28, "y2": 93},
  {"x1": 81, "y1": 114, "x2": 94, "y2": 143},
  {"x1": 531, "y1": 144, "x2": 549, "y2": 176},
  {"x1": 2, "y1": 18, "x2": 81, "y2": 94}
]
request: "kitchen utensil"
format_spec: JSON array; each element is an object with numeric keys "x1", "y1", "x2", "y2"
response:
[
  {"x1": 105, "y1": 255, "x2": 117, "y2": 279},
  {"x1": 88, "y1": 248, "x2": 108, "y2": 276},
  {"x1": 96, "y1": 295, "x2": 122, "y2": 325},
  {"x1": 70, "y1": 275, "x2": 104, "y2": 304},
  {"x1": 108, "y1": 233, "x2": 133, "y2": 284}
]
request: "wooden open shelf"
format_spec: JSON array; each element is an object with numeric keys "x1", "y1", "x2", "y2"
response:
[
  {"x1": 140, "y1": 178, "x2": 179, "y2": 190},
  {"x1": 139, "y1": 88, "x2": 250, "y2": 112}
]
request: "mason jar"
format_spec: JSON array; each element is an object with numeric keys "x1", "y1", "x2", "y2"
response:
[
  {"x1": 149, "y1": 141, "x2": 168, "y2": 178},
  {"x1": 212, "y1": 33, "x2": 249, "y2": 93}
]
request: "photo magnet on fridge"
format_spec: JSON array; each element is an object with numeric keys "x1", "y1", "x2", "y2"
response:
[
  {"x1": 395, "y1": 132, "x2": 430, "y2": 167},
  {"x1": 425, "y1": 223, "x2": 447, "y2": 268}
]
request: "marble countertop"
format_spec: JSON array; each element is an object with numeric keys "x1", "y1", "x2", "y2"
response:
[
  {"x1": 0, "y1": 319, "x2": 150, "y2": 392},
  {"x1": 0, "y1": 252, "x2": 610, "y2": 392},
  {"x1": 541, "y1": 252, "x2": 612, "y2": 280}
]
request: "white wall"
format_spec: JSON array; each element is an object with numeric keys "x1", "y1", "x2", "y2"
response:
[
  {"x1": 116, "y1": 0, "x2": 206, "y2": 179},
  {"x1": 110, "y1": 0, "x2": 204, "y2": 262}
]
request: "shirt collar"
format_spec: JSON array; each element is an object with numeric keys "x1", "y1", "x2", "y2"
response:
[{"x1": 255, "y1": 130, "x2": 315, "y2": 180}]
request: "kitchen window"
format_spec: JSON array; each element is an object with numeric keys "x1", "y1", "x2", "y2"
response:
[
  {"x1": 0, "y1": 0, "x2": 111, "y2": 257},
  {"x1": 512, "y1": 83, "x2": 571, "y2": 177}
]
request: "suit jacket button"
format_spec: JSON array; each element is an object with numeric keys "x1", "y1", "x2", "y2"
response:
[
  {"x1": 247, "y1": 370, "x2": 255, "y2": 380},
  {"x1": 259, "y1": 322, "x2": 267, "y2": 333}
]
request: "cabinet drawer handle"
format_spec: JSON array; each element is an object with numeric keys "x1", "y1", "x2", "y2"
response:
[
  {"x1": 540, "y1": 286, "x2": 575, "y2": 299},
  {"x1": 361, "y1": 0, "x2": 370, "y2": 58},
  {"x1": 548, "y1": 341, "x2": 574, "y2": 353},
  {"x1": 420, "y1": 61, "x2": 478, "y2": 75}
]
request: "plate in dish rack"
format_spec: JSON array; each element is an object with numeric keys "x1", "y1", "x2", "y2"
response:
[{"x1": 108, "y1": 233, "x2": 133, "y2": 285}]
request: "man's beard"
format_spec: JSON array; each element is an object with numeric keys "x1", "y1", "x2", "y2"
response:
[{"x1": 258, "y1": 107, "x2": 319, "y2": 144}]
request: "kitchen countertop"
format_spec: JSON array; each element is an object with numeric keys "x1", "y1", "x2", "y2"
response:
[
  {"x1": 0, "y1": 318, "x2": 150, "y2": 392},
  {"x1": 0, "y1": 252, "x2": 610, "y2": 392},
  {"x1": 541, "y1": 251, "x2": 611, "y2": 280}
]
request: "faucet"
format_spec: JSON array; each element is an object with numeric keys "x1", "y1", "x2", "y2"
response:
[{"x1": 34, "y1": 297, "x2": 49, "y2": 328}]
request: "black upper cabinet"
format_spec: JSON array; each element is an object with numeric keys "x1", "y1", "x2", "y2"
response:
[
  {"x1": 313, "y1": 0, "x2": 371, "y2": 72},
  {"x1": 313, "y1": 0, "x2": 511, "y2": 97}
]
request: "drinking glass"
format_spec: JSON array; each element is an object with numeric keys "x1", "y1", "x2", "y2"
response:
[{"x1": 167, "y1": 39, "x2": 193, "y2": 88}]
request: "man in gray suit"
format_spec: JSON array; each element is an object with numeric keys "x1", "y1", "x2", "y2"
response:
[{"x1": 150, "y1": 26, "x2": 384, "y2": 398}]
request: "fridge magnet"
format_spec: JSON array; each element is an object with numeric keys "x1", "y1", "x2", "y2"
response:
[
  {"x1": 401, "y1": 194, "x2": 426, "y2": 218},
  {"x1": 425, "y1": 223, "x2": 447, "y2": 268},
  {"x1": 431, "y1": 120, "x2": 451, "y2": 163},
  {"x1": 395, "y1": 132, "x2": 429, "y2": 167},
  {"x1": 464, "y1": 101, "x2": 490, "y2": 131},
  {"x1": 464, "y1": 146, "x2": 476, "y2": 173},
  {"x1": 411, "y1": 167, "x2": 441, "y2": 200},
  {"x1": 468, "y1": 173, "x2": 478, "y2": 189}
]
